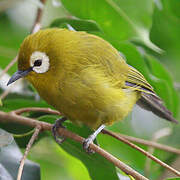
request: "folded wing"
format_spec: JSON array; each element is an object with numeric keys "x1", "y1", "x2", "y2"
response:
[{"x1": 124, "y1": 65, "x2": 178, "y2": 123}]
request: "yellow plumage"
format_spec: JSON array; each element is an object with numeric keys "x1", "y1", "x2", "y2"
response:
[{"x1": 10, "y1": 28, "x2": 176, "y2": 131}]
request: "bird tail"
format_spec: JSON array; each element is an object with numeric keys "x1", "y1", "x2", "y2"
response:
[{"x1": 137, "y1": 92, "x2": 178, "y2": 123}]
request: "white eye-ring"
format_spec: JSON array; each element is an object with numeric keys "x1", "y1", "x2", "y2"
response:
[{"x1": 30, "y1": 51, "x2": 50, "y2": 73}]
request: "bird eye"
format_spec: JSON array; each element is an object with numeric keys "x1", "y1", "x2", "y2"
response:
[{"x1": 34, "y1": 59, "x2": 42, "y2": 67}]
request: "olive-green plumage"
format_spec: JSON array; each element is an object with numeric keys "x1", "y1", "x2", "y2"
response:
[{"x1": 16, "y1": 28, "x2": 177, "y2": 129}]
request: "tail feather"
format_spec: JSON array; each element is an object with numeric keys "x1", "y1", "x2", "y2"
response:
[{"x1": 137, "y1": 92, "x2": 178, "y2": 123}]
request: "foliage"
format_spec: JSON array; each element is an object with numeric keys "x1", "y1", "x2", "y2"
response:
[{"x1": 0, "y1": 0, "x2": 180, "y2": 179}]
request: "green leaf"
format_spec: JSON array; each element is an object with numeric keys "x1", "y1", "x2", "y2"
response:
[
  {"x1": 38, "y1": 115, "x2": 119, "y2": 180},
  {"x1": 0, "y1": 99, "x2": 52, "y2": 148},
  {"x1": 1, "y1": 98, "x2": 50, "y2": 112},
  {"x1": 61, "y1": 0, "x2": 161, "y2": 52},
  {"x1": 50, "y1": 17, "x2": 102, "y2": 32},
  {"x1": 28, "y1": 137, "x2": 92, "y2": 180},
  {"x1": 0, "y1": 98, "x2": 2, "y2": 106},
  {"x1": 0, "y1": 14, "x2": 28, "y2": 74},
  {"x1": 144, "y1": 54, "x2": 179, "y2": 115},
  {"x1": 166, "y1": 178, "x2": 180, "y2": 180},
  {"x1": 151, "y1": 0, "x2": 180, "y2": 57}
]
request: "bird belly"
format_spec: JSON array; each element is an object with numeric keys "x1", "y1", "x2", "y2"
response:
[
  {"x1": 29, "y1": 73, "x2": 140, "y2": 130},
  {"x1": 55, "y1": 82, "x2": 140, "y2": 129}
]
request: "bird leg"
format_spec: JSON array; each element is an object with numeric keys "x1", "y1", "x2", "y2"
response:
[
  {"x1": 83, "y1": 124, "x2": 106, "y2": 153},
  {"x1": 52, "y1": 117, "x2": 67, "y2": 144}
]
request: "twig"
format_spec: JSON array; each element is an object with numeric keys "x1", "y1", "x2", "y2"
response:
[
  {"x1": 145, "y1": 128, "x2": 171, "y2": 177},
  {"x1": 0, "y1": 88, "x2": 11, "y2": 100},
  {"x1": 0, "y1": 56, "x2": 17, "y2": 79},
  {"x1": 102, "y1": 130, "x2": 180, "y2": 176},
  {"x1": 0, "y1": 111, "x2": 148, "y2": 180},
  {"x1": 117, "y1": 133, "x2": 180, "y2": 155},
  {"x1": 17, "y1": 126, "x2": 41, "y2": 180},
  {"x1": 31, "y1": 0, "x2": 47, "y2": 33},
  {"x1": 13, "y1": 107, "x2": 60, "y2": 116}
]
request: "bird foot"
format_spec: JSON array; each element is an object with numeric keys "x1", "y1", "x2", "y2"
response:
[
  {"x1": 52, "y1": 117, "x2": 67, "y2": 144},
  {"x1": 83, "y1": 136, "x2": 95, "y2": 154}
]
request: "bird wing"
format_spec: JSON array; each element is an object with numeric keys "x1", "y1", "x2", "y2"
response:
[
  {"x1": 124, "y1": 65, "x2": 155, "y2": 95},
  {"x1": 124, "y1": 65, "x2": 178, "y2": 123}
]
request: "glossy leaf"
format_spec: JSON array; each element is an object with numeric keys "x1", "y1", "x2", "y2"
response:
[
  {"x1": 50, "y1": 17, "x2": 102, "y2": 32},
  {"x1": 151, "y1": 0, "x2": 180, "y2": 58},
  {"x1": 0, "y1": 134, "x2": 40, "y2": 180},
  {"x1": 0, "y1": 128, "x2": 13, "y2": 147},
  {"x1": 144, "y1": 54, "x2": 179, "y2": 115},
  {"x1": 38, "y1": 115, "x2": 119, "y2": 180},
  {"x1": 61, "y1": 0, "x2": 161, "y2": 52}
]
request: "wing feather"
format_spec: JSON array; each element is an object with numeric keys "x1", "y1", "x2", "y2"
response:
[
  {"x1": 125, "y1": 65, "x2": 177, "y2": 123},
  {"x1": 124, "y1": 65, "x2": 155, "y2": 94}
]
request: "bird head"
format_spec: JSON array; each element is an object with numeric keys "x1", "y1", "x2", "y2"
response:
[{"x1": 7, "y1": 29, "x2": 64, "y2": 86}]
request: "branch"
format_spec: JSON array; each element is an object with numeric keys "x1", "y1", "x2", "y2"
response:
[
  {"x1": 31, "y1": 0, "x2": 47, "y2": 34},
  {"x1": 15, "y1": 107, "x2": 180, "y2": 155},
  {"x1": 144, "y1": 128, "x2": 171, "y2": 177},
  {"x1": 17, "y1": 126, "x2": 41, "y2": 180},
  {"x1": 117, "y1": 133, "x2": 180, "y2": 155},
  {"x1": 2, "y1": 107, "x2": 180, "y2": 176},
  {"x1": 0, "y1": 110, "x2": 148, "y2": 180},
  {"x1": 102, "y1": 130, "x2": 180, "y2": 176},
  {"x1": 13, "y1": 107, "x2": 60, "y2": 116}
]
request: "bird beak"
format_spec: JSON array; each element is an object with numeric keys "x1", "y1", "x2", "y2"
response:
[{"x1": 7, "y1": 67, "x2": 32, "y2": 86}]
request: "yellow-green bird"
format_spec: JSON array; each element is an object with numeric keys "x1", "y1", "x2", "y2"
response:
[{"x1": 7, "y1": 28, "x2": 177, "y2": 151}]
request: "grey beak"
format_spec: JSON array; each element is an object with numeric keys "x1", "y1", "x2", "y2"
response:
[{"x1": 7, "y1": 68, "x2": 32, "y2": 86}]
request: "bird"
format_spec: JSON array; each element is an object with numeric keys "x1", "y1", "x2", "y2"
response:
[{"x1": 7, "y1": 28, "x2": 177, "y2": 152}]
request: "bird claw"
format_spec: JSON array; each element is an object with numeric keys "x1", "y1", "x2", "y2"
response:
[
  {"x1": 83, "y1": 137, "x2": 95, "y2": 154},
  {"x1": 52, "y1": 117, "x2": 67, "y2": 144}
]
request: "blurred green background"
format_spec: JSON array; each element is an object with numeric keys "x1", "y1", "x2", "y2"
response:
[{"x1": 0, "y1": 0, "x2": 180, "y2": 179}]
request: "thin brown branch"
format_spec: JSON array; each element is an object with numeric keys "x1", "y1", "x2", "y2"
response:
[
  {"x1": 145, "y1": 128, "x2": 171, "y2": 177},
  {"x1": 0, "y1": 56, "x2": 17, "y2": 79},
  {"x1": 13, "y1": 107, "x2": 60, "y2": 116},
  {"x1": 31, "y1": 0, "x2": 47, "y2": 33},
  {"x1": 0, "y1": 88, "x2": 11, "y2": 100},
  {"x1": 102, "y1": 130, "x2": 180, "y2": 176},
  {"x1": 117, "y1": 133, "x2": 180, "y2": 155},
  {"x1": 13, "y1": 107, "x2": 180, "y2": 155},
  {"x1": 17, "y1": 126, "x2": 41, "y2": 180},
  {"x1": 0, "y1": 111, "x2": 148, "y2": 180}
]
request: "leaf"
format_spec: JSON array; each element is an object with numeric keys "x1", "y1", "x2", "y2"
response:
[
  {"x1": 50, "y1": 17, "x2": 102, "y2": 32},
  {"x1": 0, "y1": 99, "x2": 52, "y2": 148},
  {"x1": 0, "y1": 132, "x2": 40, "y2": 180},
  {"x1": 0, "y1": 164, "x2": 13, "y2": 180},
  {"x1": 0, "y1": 14, "x2": 27, "y2": 75},
  {"x1": 0, "y1": 128, "x2": 13, "y2": 147},
  {"x1": 0, "y1": 98, "x2": 2, "y2": 106},
  {"x1": 38, "y1": 115, "x2": 119, "y2": 180},
  {"x1": 1, "y1": 98, "x2": 50, "y2": 112},
  {"x1": 61, "y1": 0, "x2": 161, "y2": 52},
  {"x1": 144, "y1": 54, "x2": 179, "y2": 116},
  {"x1": 151, "y1": 0, "x2": 180, "y2": 58}
]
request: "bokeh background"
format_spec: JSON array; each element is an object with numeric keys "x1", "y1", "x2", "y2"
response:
[{"x1": 0, "y1": 0, "x2": 180, "y2": 179}]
